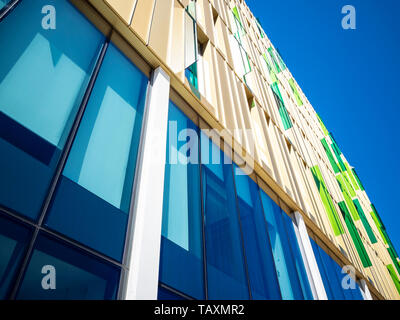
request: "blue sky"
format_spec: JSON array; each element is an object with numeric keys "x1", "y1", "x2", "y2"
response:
[{"x1": 245, "y1": 0, "x2": 400, "y2": 254}]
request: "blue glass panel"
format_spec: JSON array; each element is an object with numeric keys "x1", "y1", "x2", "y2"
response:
[
  {"x1": 201, "y1": 133, "x2": 249, "y2": 300},
  {"x1": 310, "y1": 238, "x2": 334, "y2": 300},
  {"x1": 317, "y1": 245, "x2": 345, "y2": 300},
  {"x1": 159, "y1": 102, "x2": 204, "y2": 299},
  {"x1": 260, "y1": 190, "x2": 304, "y2": 300},
  {"x1": 158, "y1": 286, "x2": 186, "y2": 300},
  {"x1": 0, "y1": 0, "x2": 104, "y2": 220},
  {"x1": 0, "y1": 0, "x2": 11, "y2": 11},
  {"x1": 352, "y1": 282, "x2": 364, "y2": 300},
  {"x1": 0, "y1": 213, "x2": 32, "y2": 299},
  {"x1": 332, "y1": 259, "x2": 354, "y2": 300},
  {"x1": 45, "y1": 43, "x2": 148, "y2": 262},
  {"x1": 16, "y1": 234, "x2": 120, "y2": 300},
  {"x1": 234, "y1": 165, "x2": 281, "y2": 300},
  {"x1": 282, "y1": 213, "x2": 313, "y2": 300}
]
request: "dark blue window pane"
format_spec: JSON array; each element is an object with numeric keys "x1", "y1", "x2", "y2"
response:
[
  {"x1": 16, "y1": 234, "x2": 120, "y2": 300},
  {"x1": 0, "y1": 0, "x2": 104, "y2": 220},
  {"x1": 310, "y1": 238, "x2": 334, "y2": 300},
  {"x1": 352, "y1": 282, "x2": 364, "y2": 300},
  {"x1": 45, "y1": 44, "x2": 148, "y2": 262},
  {"x1": 332, "y1": 260, "x2": 354, "y2": 300},
  {"x1": 0, "y1": 213, "x2": 32, "y2": 298},
  {"x1": 282, "y1": 213, "x2": 313, "y2": 300},
  {"x1": 158, "y1": 286, "x2": 186, "y2": 300},
  {"x1": 159, "y1": 102, "x2": 204, "y2": 299},
  {"x1": 317, "y1": 245, "x2": 345, "y2": 300},
  {"x1": 234, "y1": 165, "x2": 281, "y2": 300},
  {"x1": 260, "y1": 190, "x2": 304, "y2": 300},
  {"x1": 201, "y1": 133, "x2": 249, "y2": 300}
]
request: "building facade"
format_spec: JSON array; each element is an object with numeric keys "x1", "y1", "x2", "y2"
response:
[{"x1": 0, "y1": 0, "x2": 399, "y2": 300}]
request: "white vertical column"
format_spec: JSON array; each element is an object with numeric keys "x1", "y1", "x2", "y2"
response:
[
  {"x1": 293, "y1": 211, "x2": 328, "y2": 300},
  {"x1": 359, "y1": 279, "x2": 373, "y2": 300},
  {"x1": 120, "y1": 67, "x2": 170, "y2": 300}
]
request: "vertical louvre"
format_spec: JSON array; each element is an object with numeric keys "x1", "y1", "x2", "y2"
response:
[
  {"x1": 338, "y1": 202, "x2": 372, "y2": 268},
  {"x1": 311, "y1": 166, "x2": 344, "y2": 236}
]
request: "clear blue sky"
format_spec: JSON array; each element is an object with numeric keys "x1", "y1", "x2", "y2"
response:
[{"x1": 246, "y1": 0, "x2": 400, "y2": 254}]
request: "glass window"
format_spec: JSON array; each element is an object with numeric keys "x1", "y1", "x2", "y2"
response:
[
  {"x1": 159, "y1": 102, "x2": 204, "y2": 299},
  {"x1": 310, "y1": 238, "x2": 334, "y2": 300},
  {"x1": 0, "y1": 213, "x2": 32, "y2": 299},
  {"x1": 0, "y1": 0, "x2": 11, "y2": 11},
  {"x1": 317, "y1": 245, "x2": 345, "y2": 300},
  {"x1": 158, "y1": 286, "x2": 186, "y2": 300},
  {"x1": 281, "y1": 213, "x2": 313, "y2": 300},
  {"x1": 233, "y1": 165, "x2": 281, "y2": 300},
  {"x1": 16, "y1": 234, "x2": 120, "y2": 300},
  {"x1": 0, "y1": 0, "x2": 104, "y2": 220},
  {"x1": 260, "y1": 190, "x2": 304, "y2": 299},
  {"x1": 45, "y1": 43, "x2": 148, "y2": 262},
  {"x1": 201, "y1": 133, "x2": 249, "y2": 300}
]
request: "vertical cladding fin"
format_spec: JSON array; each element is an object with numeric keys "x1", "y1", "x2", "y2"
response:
[
  {"x1": 310, "y1": 166, "x2": 344, "y2": 236},
  {"x1": 338, "y1": 202, "x2": 372, "y2": 268}
]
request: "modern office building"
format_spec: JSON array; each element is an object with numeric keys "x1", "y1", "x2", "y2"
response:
[{"x1": 0, "y1": 0, "x2": 399, "y2": 300}]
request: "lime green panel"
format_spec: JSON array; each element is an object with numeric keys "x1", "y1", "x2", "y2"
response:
[
  {"x1": 353, "y1": 199, "x2": 377, "y2": 244},
  {"x1": 388, "y1": 247, "x2": 400, "y2": 276},
  {"x1": 342, "y1": 187, "x2": 360, "y2": 221},
  {"x1": 344, "y1": 162, "x2": 360, "y2": 191},
  {"x1": 311, "y1": 166, "x2": 345, "y2": 236},
  {"x1": 262, "y1": 53, "x2": 278, "y2": 83},
  {"x1": 316, "y1": 113, "x2": 329, "y2": 136},
  {"x1": 232, "y1": 6, "x2": 241, "y2": 24},
  {"x1": 321, "y1": 138, "x2": 340, "y2": 173},
  {"x1": 338, "y1": 201, "x2": 372, "y2": 268},
  {"x1": 387, "y1": 264, "x2": 400, "y2": 295},
  {"x1": 288, "y1": 78, "x2": 303, "y2": 106}
]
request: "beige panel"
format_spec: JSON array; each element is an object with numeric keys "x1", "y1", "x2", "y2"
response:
[
  {"x1": 130, "y1": 0, "x2": 156, "y2": 43},
  {"x1": 168, "y1": 0, "x2": 185, "y2": 74},
  {"x1": 148, "y1": 0, "x2": 174, "y2": 62},
  {"x1": 104, "y1": 0, "x2": 137, "y2": 24}
]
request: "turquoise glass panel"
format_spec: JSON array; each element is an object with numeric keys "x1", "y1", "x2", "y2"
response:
[
  {"x1": 260, "y1": 190, "x2": 304, "y2": 300},
  {"x1": 234, "y1": 165, "x2": 281, "y2": 300},
  {"x1": 0, "y1": 0, "x2": 104, "y2": 220},
  {"x1": 159, "y1": 102, "x2": 204, "y2": 299},
  {"x1": 45, "y1": 43, "x2": 148, "y2": 261}
]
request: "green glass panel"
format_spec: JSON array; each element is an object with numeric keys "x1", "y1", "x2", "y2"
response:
[
  {"x1": 288, "y1": 78, "x2": 303, "y2": 106},
  {"x1": 321, "y1": 138, "x2": 340, "y2": 174},
  {"x1": 275, "y1": 49, "x2": 287, "y2": 71},
  {"x1": 338, "y1": 202, "x2": 372, "y2": 268},
  {"x1": 331, "y1": 143, "x2": 346, "y2": 172},
  {"x1": 271, "y1": 83, "x2": 292, "y2": 130},
  {"x1": 352, "y1": 169, "x2": 365, "y2": 191},
  {"x1": 311, "y1": 166, "x2": 344, "y2": 236},
  {"x1": 353, "y1": 199, "x2": 377, "y2": 244}
]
